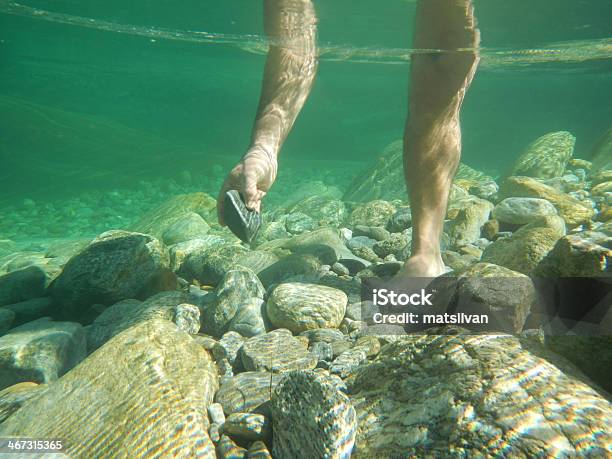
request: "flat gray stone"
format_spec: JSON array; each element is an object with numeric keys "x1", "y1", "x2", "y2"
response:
[
  {"x1": 239, "y1": 329, "x2": 317, "y2": 373},
  {"x1": 493, "y1": 197, "x2": 558, "y2": 225},
  {"x1": 215, "y1": 371, "x2": 283, "y2": 415}
]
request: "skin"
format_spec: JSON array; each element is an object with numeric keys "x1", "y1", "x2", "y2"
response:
[{"x1": 218, "y1": 0, "x2": 480, "y2": 279}]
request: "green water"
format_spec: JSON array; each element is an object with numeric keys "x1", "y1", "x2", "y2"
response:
[{"x1": 1, "y1": 0, "x2": 611, "y2": 205}]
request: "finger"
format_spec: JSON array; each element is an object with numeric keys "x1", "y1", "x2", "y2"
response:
[{"x1": 243, "y1": 169, "x2": 261, "y2": 210}]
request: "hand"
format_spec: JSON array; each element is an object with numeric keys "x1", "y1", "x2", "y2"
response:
[{"x1": 217, "y1": 146, "x2": 278, "y2": 226}]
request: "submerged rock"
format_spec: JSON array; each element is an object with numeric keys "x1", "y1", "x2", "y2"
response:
[
  {"x1": 481, "y1": 217, "x2": 565, "y2": 274},
  {"x1": 267, "y1": 283, "x2": 347, "y2": 333},
  {"x1": 0, "y1": 266, "x2": 47, "y2": 307},
  {"x1": 128, "y1": 192, "x2": 216, "y2": 238},
  {"x1": 177, "y1": 240, "x2": 247, "y2": 286},
  {"x1": 0, "y1": 318, "x2": 86, "y2": 390},
  {"x1": 446, "y1": 197, "x2": 494, "y2": 248},
  {"x1": 161, "y1": 211, "x2": 210, "y2": 245},
  {"x1": 86, "y1": 290, "x2": 194, "y2": 352},
  {"x1": 51, "y1": 230, "x2": 172, "y2": 316},
  {"x1": 500, "y1": 176, "x2": 594, "y2": 228},
  {"x1": 239, "y1": 329, "x2": 317, "y2": 373},
  {"x1": 215, "y1": 371, "x2": 283, "y2": 415},
  {"x1": 0, "y1": 382, "x2": 48, "y2": 424},
  {"x1": 223, "y1": 412, "x2": 271, "y2": 442},
  {"x1": 271, "y1": 370, "x2": 357, "y2": 459},
  {"x1": 508, "y1": 131, "x2": 575, "y2": 179},
  {"x1": 493, "y1": 197, "x2": 558, "y2": 225},
  {"x1": 347, "y1": 332, "x2": 612, "y2": 458},
  {"x1": 0, "y1": 319, "x2": 219, "y2": 458},
  {"x1": 1, "y1": 297, "x2": 55, "y2": 327},
  {"x1": 283, "y1": 195, "x2": 348, "y2": 228},
  {"x1": 0, "y1": 309, "x2": 15, "y2": 336},
  {"x1": 284, "y1": 212, "x2": 316, "y2": 234},
  {"x1": 534, "y1": 233, "x2": 611, "y2": 277},
  {"x1": 590, "y1": 126, "x2": 612, "y2": 172},
  {"x1": 201, "y1": 268, "x2": 265, "y2": 338},
  {"x1": 348, "y1": 200, "x2": 396, "y2": 228}
]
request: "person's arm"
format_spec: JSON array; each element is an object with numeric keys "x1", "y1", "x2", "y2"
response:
[{"x1": 217, "y1": 0, "x2": 318, "y2": 224}]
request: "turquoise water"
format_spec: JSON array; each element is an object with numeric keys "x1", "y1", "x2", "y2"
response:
[{"x1": 1, "y1": 0, "x2": 611, "y2": 206}]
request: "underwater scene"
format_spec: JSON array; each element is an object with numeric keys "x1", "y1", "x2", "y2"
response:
[{"x1": 0, "y1": 0, "x2": 611, "y2": 457}]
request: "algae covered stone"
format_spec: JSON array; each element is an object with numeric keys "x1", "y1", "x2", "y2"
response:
[
  {"x1": 271, "y1": 370, "x2": 357, "y2": 459},
  {"x1": 51, "y1": 230, "x2": 172, "y2": 315},
  {"x1": 446, "y1": 197, "x2": 494, "y2": 248},
  {"x1": 534, "y1": 233, "x2": 611, "y2": 277},
  {"x1": 348, "y1": 200, "x2": 396, "y2": 227},
  {"x1": 508, "y1": 131, "x2": 575, "y2": 179},
  {"x1": 0, "y1": 319, "x2": 218, "y2": 458},
  {"x1": 266, "y1": 282, "x2": 348, "y2": 333}
]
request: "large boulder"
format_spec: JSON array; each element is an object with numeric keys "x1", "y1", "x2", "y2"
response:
[
  {"x1": 508, "y1": 131, "x2": 575, "y2": 179},
  {"x1": 346, "y1": 332, "x2": 612, "y2": 458},
  {"x1": 266, "y1": 283, "x2": 347, "y2": 333},
  {"x1": 500, "y1": 176, "x2": 594, "y2": 228},
  {"x1": 590, "y1": 126, "x2": 612, "y2": 172},
  {"x1": 161, "y1": 212, "x2": 210, "y2": 246},
  {"x1": 283, "y1": 195, "x2": 348, "y2": 227},
  {"x1": 0, "y1": 318, "x2": 86, "y2": 389},
  {"x1": 50, "y1": 230, "x2": 173, "y2": 316},
  {"x1": 128, "y1": 192, "x2": 216, "y2": 238},
  {"x1": 0, "y1": 319, "x2": 219, "y2": 458},
  {"x1": 177, "y1": 240, "x2": 247, "y2": 286},
  {"x1": 0, "y1": 382, "x2": 48, "y2": 424},
  {"x1": 272, "y1": 370, "x2": 357, "y2": 459}
]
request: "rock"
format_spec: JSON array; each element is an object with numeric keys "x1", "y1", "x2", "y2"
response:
[
  {"x1": 1, "y1": 297, "x2": 55, "y2": 327},
  {"x1": 0, "y1": 382, "x2": 48, "y2": 424},
  {"x1": 346, "y1": 236, "x2": 376, "y2": 251},
  {"x1": 236, "y1": 250, "x2": 280, "y2": 278},
  {"x1": 300, "y1": 328, "x2": 347, "y2": 345},
  {"x1": 331, "y1": 262, "x2": 350, "y2": 276},
  {"x1": 283, "y1": 196, "x2": 347, "y2": 227},
  {"x1": 0, "y1": 266, "x2": 46, "y2": 307},
  {"x1": 271, "y1": 370, "x2": 357, "y2": 459},
  {"x1": 493, "y1": 197, "x2": 558, "y2": 225},
  {"x1": 223, "y1": 412, "x2": 270, "y2": 442},
  {"x1": 387, "y1": 207, "x2": 412, "y2": 233},
  {"x1": 217, "y1": 435, "x2": 247, "y2": 458},
  {"x1": 0, "y1": 319, "x2": 218, "y2": 457},
  {"x1": 215, "y1": 371, "x2": 283, "y2": 415},
  {"x1": 0, "y1": 240, "x2": 17, "y2": 258},
  {"x1": 50, "y1": 230, "x2": 172, "y2": 316},
  {"x1": 128, "y1": 192, "x2": 216, "y2": 238},
  {"x1": 353, "y1": 225, "x2": 391, "y2": 241},
  {"x1": 590, "y1": 126, "x2": 612, "y2": 172},
  {"x1": 239, "y1": 329, "x2": 317, "y2": 373},
  {"x1": 253, "y1": 221, "x2": 291, "y2": 246},
  {"x1": 446, "y1": 197, "x2": 494, "y2": 248},
  {"x1": 0, "y1": 318, "x2": 85, "y2": 389},
  {"x1": 481, "y1": 218, "x2": 565, "y2": 274},
  {"x1": 86, "y1": 290, "x2": 194, "y2": 351},
  {"x1": 346, "y1": 332, "x2": 612, "y2": 458},
  {"x1": 310, "y1": 341, "x2": 334, "y2": 363},
  {"x1": 178, "y1": 241, "x2": 247, "y2": 286},
  {"x1": 228, "y1": 298, "x2": 266, "y2": 338},
  {"x1": 214, "y1": 332, "x2": 246, "y2": 369},
  {"x1": 162, "y1": 211, "x2": 210, "y2": 245},
  {"x1": 545, "y1": 336, "x2": 612, "y2": 393},
  {"x1": 248, "y1": 441, "x2": 272, "y2": 459},
  {"x1": 508, "y1": 131, "x2": 575, "y2": 179},
  {"x1": 0, "y1": 309, "x2": 15, "y2": 336},
  {"x1": 201, "y1": 268, "x2": 265, "y2": 338},
  {"x1": 284, "y1": 212, "x2": 316, "y2": 234},
  {"x1": 169, "y1": 235, "x2": 225, "y2": 271},
  {"x1": 468, "y1": 180, "x2": 499, "y2": 201},
  {"x1": 372, "y1": 232, "x2": 408, "y2": 259},
  {"x1": 500, "y1": 176, "x2": 594, "y2": 228},
  {"x1": 343, "y1": 139, "x2": 492, "y2": 202},
  {"x1": 208, "y1": 402, "x2": 226, "y2": 425},
  {"x1": 431, "y1": 263, "x2": 536, "y2": 333},
  {"x1": 266, "y1": 283, "x2": 347, "y2": 333},
  {"x1": 258, "y1": 254, "x2": 321, "y2": 288},
  {"x1": 534, "y1": 234, "x2": 611, "y2": 277},
  {"x1": 348, "y1": 200, "x2": 396, "y2": 227},
  {"x1": 481, "y1": 219, "x2": 499, "y2": 240},
  {"x1": 330, "y1": 347, "x2": 369, "y2": 378}
]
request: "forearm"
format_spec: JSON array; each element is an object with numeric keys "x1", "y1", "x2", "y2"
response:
[{"x1": 250, "y1": 0, "x2": 318, "y2": 156}]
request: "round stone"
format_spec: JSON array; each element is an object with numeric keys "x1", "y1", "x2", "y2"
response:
[
  {"x1": 493, "y1": 197, "x2": 558, "y2": 225},
  {"x1": 266, "y1": 283, "x2": 348, "y2": 333}
]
